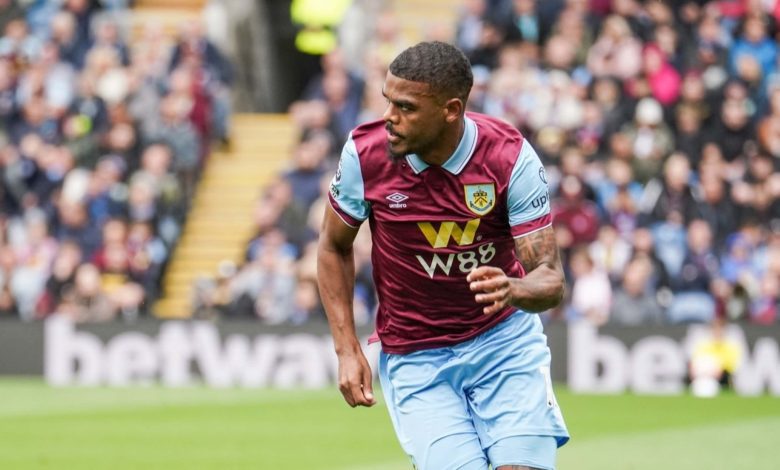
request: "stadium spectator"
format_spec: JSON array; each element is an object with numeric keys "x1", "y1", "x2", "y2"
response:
[
  {"x1": 35, "y1": 240, "x2": 81, "y2": 318},
  {"x1": 566, "y1": 245, "x2": 611, "y2": 325},
  {"x1": 707, "y1": 82, "x2": 754, "y2": 164},
  {"x1": 667, "y1": 220, "x2": 719, "y2": 324},
  {"x1": 621, "y1": 97, "x2": 675, "y2": 182},
  {"x1": 729, "y1": 14, "x2": 777, "y2": 88},
  {"x1": 589, "y1": 224, "x2": 632, "y2": 283},
  {"x1": 57, "y1": 262, "x2": 115, "y2": 322},
  {"x1": 695, "y1": 172, "x2": 739, "y2": 249},
  {"x1": 282, "y1": 130, "x2": 331, "y2": 209},
  {"x1": 455, "y1": 0, "x2": 488, "y2": 56},
  {"x1": 688, "y1": 317, "x2": 742, "y2": 396},
  {"x1": 586, "y1": 14, "x2": 642, "y2": 80},
  {"x1": 609, "y1": 257, "x2": 665, "y2": 326},
  {"x1": 639, "y1": 152, "x2": 700, "y2": 227},
  {"x1": 0, "y1": 0, "x2": 23, "y2": 36},
  {"x1": 552, "y1": 175, "x2": 600, "y2": 250}
]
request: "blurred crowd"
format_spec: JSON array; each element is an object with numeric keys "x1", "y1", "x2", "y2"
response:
[
  {"x1": 2, "y1": 0, "x2": 777, "y2": 328},
  {"x1": 200, "y1": 0, "x2": 779, "y2": 327},
  {"x1": 0, "y1": 0, "x2": 233, "y2": 321}
]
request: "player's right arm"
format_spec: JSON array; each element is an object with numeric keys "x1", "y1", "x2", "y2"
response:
[
  {"x1": 318, "y1": 208, "x2": 375, "y2": 407},
  {"x1": 317, "y1": 135, "x2": 375, "y2": 407}
]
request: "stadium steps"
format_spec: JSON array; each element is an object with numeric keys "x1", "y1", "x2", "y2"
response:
[
  {"x1": 154, "y1": 114, "x2": 297, "y2": 318},
  {"x1": 394, "y1": 0, "x2": 458, "y2": 43}
]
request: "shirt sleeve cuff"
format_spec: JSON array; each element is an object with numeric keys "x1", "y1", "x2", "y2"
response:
[
  {"x1": 510, "y1": 214, "x2": 552, "y2": 238},
  {"x1": 328, "y1": 193, "x2": 363, "y2": 228}
]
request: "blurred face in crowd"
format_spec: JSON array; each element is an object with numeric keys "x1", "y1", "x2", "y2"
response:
[
  {"x1": 4, "y1": 19, "x2": 27, "y2": 41},
  {"x1": 721, "y1": 99, "x2": 748, "y2": 130},
  {"x1": 560, "y1": 147, "x2": 585, "y2": 176},
  {"x1": 676, "y1": 105, "x2": 701, "y2": 133},
  {"x1": 592, "y1": 77, "x2": 620, "y2": 106},
  {"x1": 102, "y1": 219, "x2": 128, "y2": 245},
  {"x1": 23, "y1": 96, "x2": 48, "y2": 125},
  {"x1": 544, "y1": 35, "x2": 576, "y2": 70},
  {"x1": 654, "y1": 24, "x2": 678, "y2": 57},
  {"x1": 681, "y1": 73, "x2": 706, "y2": 102},
  {"x1": 622, "y1": 259, "x2": 651, "y2": 296},
  {"x1": 687, "y1": 220, "x2": 713, "y2": 253},
  {"x1": 51, "y1": 242, "x2": 82, "y2": 278},
  {"x1": 293, "y1": 135, "x2": 328, "y2": 171},
  {"x1": 59, "y1": 201, "x2": 88, "y2": 228},
  {"x1": 142, "y1": 144, "x2": 173, "y2": 175},
  {"x1": 700, "y1": 174, "x2": 726, "y2": 203},
  {"x1": 51, "y1": 11, "x2": 76, "y2": 44},
  {"x1": 748, "y1": 154, "x2": 774, "y2": 182},
  {"x1": 642, "y1": 45, "x2": 665, "y2": 74},
  {"x1": 606, "y1": 158, "x2": 633, "y2": 187},
  {"x1": 744, "y1": 16, "x2": 767, "y2": 43},
  {"x1": 322, "y1": 71, "x2": 349, "y2": 107},
  {"x1": 104, "y1": 243, "x2": 130, "y2": 272},
  {"x1": 602, "y1": 15, "x2": 632, "y2": 41},
  {"x1": 129, "y1": 178, "x2": 155, "y2": 207},
  {"x1": 569, "y1": 247, "x2": 594, "y2": 277},
  {"x1": 74, "y1": 264, "x2": 102, "y2": 297},
  {"x1": 663, "y1": 153, "x2": 691, "y2": 191}
]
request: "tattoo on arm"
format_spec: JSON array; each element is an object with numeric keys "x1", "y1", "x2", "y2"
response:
[
  {"x1": 510, "y1": 226, "x2": 565, "y2": 312},
  {"x1": 515, "y1": 226, "x2": 560, "y2": 273}
]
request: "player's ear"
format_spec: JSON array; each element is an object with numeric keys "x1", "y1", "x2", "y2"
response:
[{"x1": 443, "y1": 97, "x2": 463, "y2": 123}]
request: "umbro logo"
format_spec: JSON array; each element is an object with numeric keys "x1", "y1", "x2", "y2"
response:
[{"x1": 386, "y1": 192, "x2": 408, "y2": 209}]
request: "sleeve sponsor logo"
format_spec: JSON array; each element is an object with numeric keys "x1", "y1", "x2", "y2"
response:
[{"x1": 531, "y1": 193, "x2": 548, "y2": 208}]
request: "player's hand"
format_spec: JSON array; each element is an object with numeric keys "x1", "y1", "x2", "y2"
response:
[
  {"x1": 467, "y1": 266, "x2": 513, "y2": 316},
  {"x1": 336, "y1": 350, "x2": 376, "y2": 408}
]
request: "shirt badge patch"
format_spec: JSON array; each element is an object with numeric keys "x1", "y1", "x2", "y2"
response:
[{"x1": 464, "y1": 183, "x2": 495, "y2": 216}]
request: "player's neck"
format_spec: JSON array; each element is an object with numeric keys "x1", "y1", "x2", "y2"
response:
[{"x1": 418, "y1": 119, "x2": 465, "y2": 167}]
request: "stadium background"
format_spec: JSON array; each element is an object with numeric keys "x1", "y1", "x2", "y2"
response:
[{"x1": 0, "y1": 0, "x2": 779, "y2": 468}]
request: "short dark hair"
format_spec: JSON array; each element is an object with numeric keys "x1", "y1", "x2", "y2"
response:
[{"x1": 389, "y1": 41, "x2": 473, "y2": 104}]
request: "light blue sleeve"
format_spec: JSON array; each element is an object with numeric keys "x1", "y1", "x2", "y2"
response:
[
  {"x1": 507, "y1": 140, "x2": 552, "y2": 230},
  {"x1": 329, "y1": 135, "x2": 371, "y2": 225}
]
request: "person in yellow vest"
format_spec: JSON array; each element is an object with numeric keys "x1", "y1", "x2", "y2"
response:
[
  {"x1": 291, "y1": 0, "x2": 351, "y2": 56},
  {"x1": 689, "y1": 317, "x2": 743, "y2": 396},
  {"x1": 290, "y1": 0, "x2": 352, "y2": 87}
]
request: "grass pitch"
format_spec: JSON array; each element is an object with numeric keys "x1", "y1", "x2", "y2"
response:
[{"x1": 0, "y1": 379, "x2": 776, "y2": 469}]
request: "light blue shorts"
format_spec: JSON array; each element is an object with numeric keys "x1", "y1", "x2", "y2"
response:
[{"x1": 379, "y1": 312, "x2": 569, "y2": 470}]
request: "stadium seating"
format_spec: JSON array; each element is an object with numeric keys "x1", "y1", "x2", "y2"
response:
[{"x1": 155, "y1": 113, "x2": 297, "y2": 318}]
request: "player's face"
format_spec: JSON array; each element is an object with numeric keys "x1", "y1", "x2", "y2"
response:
[{"x1": 382, "y1": 72, "x2": 448, "y2": 160}]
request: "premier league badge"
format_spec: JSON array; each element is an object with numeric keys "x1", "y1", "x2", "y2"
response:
[{"x1": 464, "y1": 183, "x2": 496, "y2": 216}]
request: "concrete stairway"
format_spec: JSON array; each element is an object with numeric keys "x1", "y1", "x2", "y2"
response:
[{"x1": 154, "y1": 114, "x2": 297, "y2": 318}]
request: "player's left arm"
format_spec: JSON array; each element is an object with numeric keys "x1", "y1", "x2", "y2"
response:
[
  {"x1": 468, "y1": 139, "x2": 565, "y2": 315},
  {"x1": 468, "y1": 226, "x2": 565, "y2": 315}
]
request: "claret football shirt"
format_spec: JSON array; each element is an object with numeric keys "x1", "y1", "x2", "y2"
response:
[{"x1": 328, "y1": 113, "x2": 551, "y2": 353}]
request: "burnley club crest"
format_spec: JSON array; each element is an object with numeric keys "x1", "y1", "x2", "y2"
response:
[{"x1": 464, "y1": 183, "x2": 495, "y2": 216}]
